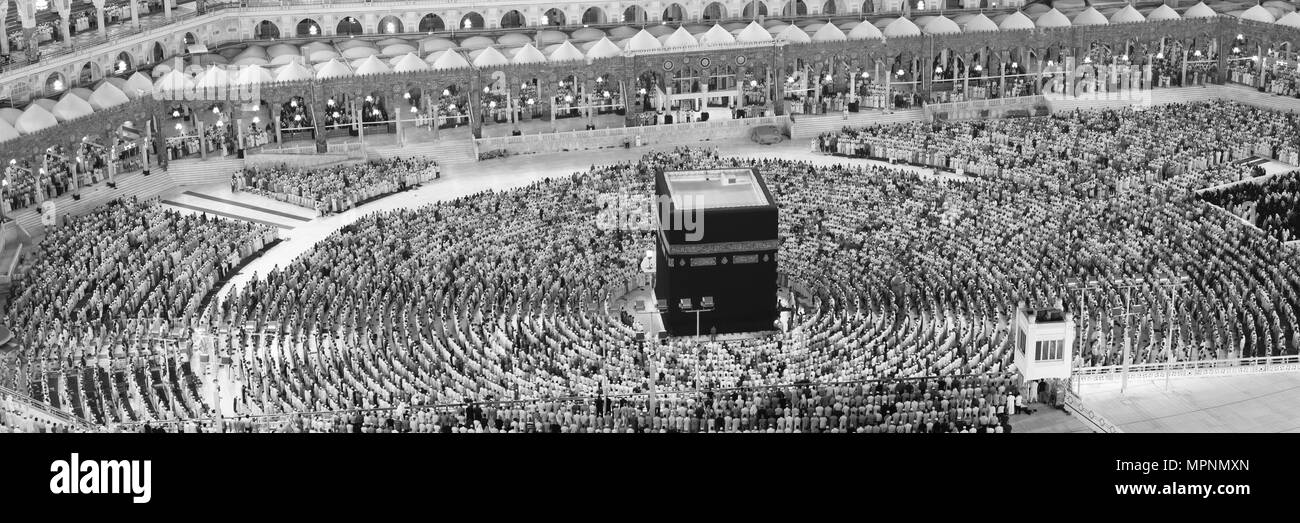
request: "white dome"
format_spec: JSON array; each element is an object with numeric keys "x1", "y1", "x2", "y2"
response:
[
  {"x1": 812, "y1": 23, "x2": 848, "y2": 41},
  {"x1": 88, "y1": 82, "x2": 130, "y2": 110},
  {"x1": 586, "y1": 37, "x2": 623, "y2": 58},
  {"x1": 315, "y1": 59, "x2": 353, "y2": 79},
  {"x1": 0, "y1": 118, "x2": 18, "y2": 142},
  {"x1": 923, "y1": 16, "x2": 961, "y2": 35},
  {"x1": 1000, "y1": 11, "x2": 1036, "y2": 30},
  {"x1": 848, "y1": 21, "x2": 884, "y2": 39},
  {"x1": 275, "y1": 62, "x2": 314, "y2": 82},
  {"x1": 1036, "y1": 8, "x2": 1071, "y2": 28},
  {"x1": 472, "y1": 47, "x2": 509, "y2": 68},
  {"x1": 353, "y1": 55, "x2": 392, "y2": 76},
  {"x1": 420, "y1": 38, "x2": 457, "y2": 52},
  {"x1": 700, "y1": 24, "x2": 737, "y2": 45},
  {"x1": 624, "y1": 29, "x2": 663, "y2": 51},
  {"x1": 497, "y1": 33, "x2": 532, "y2": 46},
  {"x1": 1183, "y1": 2, "x2": 1218, "y2": 19},
  {"x1": 15, "y1": 104, "x2": 58, "y2": 134},
  {"x1": 267, "y1": 43, "x2": 300, "y2": 58},
  {"x1": 549, "y1": 41, "x2": 585, "y2": 61},
  {"x1": 883, "y1": 18, "x2": 921, "y2": 38},
  {"x1": 1072, "y1": 7, "x2": 1108, "y2": 26},
  {"x1": 1277, "y1": 11, "x2": 1300, "y2": 28},
  {"x1": 234, "y1": 64, "x2": 274, "y2": 86},
  {"x1": 664, "y1": 26, "x2": 698, "y2": 48},
  {"x1": 392, "y1": 53, "x2": 428, "y2": 72},
  {"x1": 381, "y1": 44, "x2": 417, "y2": 56},
  {"x1": 460, "y1": 36, "x2": 495, "y2": 50},
  {"x1": 777, "y1": 25, "x2": 813, "y2": 43},
  {"x1": 570, "y1": 27, "x2": 605, "y2": 41},
  {"x1": 962, "y1": 14, "x2": 998, "y2": 33},
  {"x1": 1109, "y1": 5, "x2": 1146, "y2": 24},
  {"x1": 52, "y1": 94, "x2": 93, "y2": 121},
  {"x1": 511, "y1": 43, "x2": 548, "y2": 64},
  {"x1": 125, "y1": 72, "x2": 154, "y2": 96},
  {"x1": 737, "y1": 21, "x2": 773, "y2": 42},
  {"x1": 341, "y1": 47, "x2": 378, "y2": 59},
  {"x1": 431, "y1": 50, "x2": 470, "y2": 70},
  {"x1": 1239, "y1": 5, "x2": 1276, "y2": 22}
]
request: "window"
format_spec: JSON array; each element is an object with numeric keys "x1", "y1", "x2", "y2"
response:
[{"x1": 1035, "y1": 339, "x2": 1064, "y2": 361}]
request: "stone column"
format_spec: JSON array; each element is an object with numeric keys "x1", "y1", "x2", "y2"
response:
[
  {"x1": 130, "y1": 0, "x2": 139, "y2": 28},
  {"x1": 93, "y1": 0, "x2": 107, "y2": 39},
  {"x1": 469, "y1": 75, "x2": 483, "y2": 138},
  {"x1": 50, "y1": 0, "x2": 72, "y2": 49},
  {"x1": 772, "y1": 46, "x2": 786, "y2": 116},
  {"x1": 17, "y1": 0, "x2": 38, "y2": 62},
  {"x1": 0, "y1": 0, "x2": 10, "y2": 55},
  {"x1": 164, "y1": 0, "x2": 172, "y2": 20}
]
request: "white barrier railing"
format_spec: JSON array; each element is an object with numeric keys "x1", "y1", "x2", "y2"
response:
[
  {"x1": 475, "y1": 115, "x2": 790, "y2": 158},
  {"x1": 0, "y1": 383, "x2": 96, "y2": 430},
  {"x1": 1074, "y1": 355, "x2": 1300, "y2": 383},
  {"x1": 1061, "y1": 389, "x2": 1124, "y2": 433}
]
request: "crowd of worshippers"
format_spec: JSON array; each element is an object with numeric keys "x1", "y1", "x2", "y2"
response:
[
  {"x1": 6, "y1": 103, "x2": 1300, "y2": 429},
  {"x1": 234, "y1": 157, "x2": 439, "y2": 215},
  {"x1": 186, "y1": 142, "x2": 1294, "y2": 422},
  {"x1": 816, "y1": 101, "x2": 1300, "y2": 196},
  {"x1": 1, "y1": 159, "x2": 74, "y2": 214},
  {"x1": 1, "y1": 196, "x2": 277, "y2": 379},
  {"x1": 109, "y1": 374, "x2": 1026, "y2": 433},
  {"x1": 0, "y1": 393, "x2": 83, "y2": 434},
  {"x1": 1200, "y1": 169, "x2": 1300, "y2": 243}
]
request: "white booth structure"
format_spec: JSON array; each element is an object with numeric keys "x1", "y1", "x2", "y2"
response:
[{"x1": 1014, "y1": 305, "x2": 1075, "y2": 402}]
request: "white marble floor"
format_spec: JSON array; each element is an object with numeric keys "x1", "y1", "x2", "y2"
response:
[
  {"x1": 1079, "y1": 372, "x2": 1300, "y2": 433},
  {"x1": 193, "y1": 135, "x2": 946, "y2": 302}
]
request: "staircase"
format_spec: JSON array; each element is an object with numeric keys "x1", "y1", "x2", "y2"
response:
[
  {"x1": 368, "y1": 137, "x2": 477, "y2": 164},
  {"x1": 244, "y1": 152, "x2": 360, "y2": 170},
  {"x1": 790, "y1": 109, "x2": 926, "y2": 139},
  {"x1": 1045, "y1": 86, "x2": 1220, "y2": 114},
  {"x1": 8, "y1": 169, "x2": 178, "y2": 235},
  {"x1": 167, "y1": 156, "x2": 246, "y2": 187}
]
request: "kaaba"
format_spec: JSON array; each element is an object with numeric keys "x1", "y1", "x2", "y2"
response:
[{"x1": 655, "y1": 167, "x2": 779, "y2": 336}]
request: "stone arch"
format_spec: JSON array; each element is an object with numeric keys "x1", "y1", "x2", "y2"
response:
[
  {"x1": 663, "y1": 3, "x2": 686, "y2": 22},
  {"x1": 500, "y1": 9, "x2": 526, "y2": 29},
  {"x1": 297, "y1": 18, "x2": 322, "y2": 36},
  {"x1": 623, "y1": 5, "x2": 648, "y2": 23},
  {"x1": 543, "y1": 8, "x2": 567, "y2": 26},
  {"x1": 419, "y1": 14, "x2": 446, "y2": 33},
  {"x1": 581, "y1": 6, "x2": 607, "y2": 24},
  {"x1": 115, "y1": 51, "x2": 134, "y2": 74},
  {"x1": 461, "y1": 12, "x2": 485, "y2": 29},
  {"x1": 378, "y1": 15, "x2": 404, "y2": 34},
  {"x1": 45, "y1": 72, "x2": 68, "y2": 95},
  {"x1": 337, "y1": 16, "x2": 363, "y2": 36},
  {"x1": 743, "y1": 1, "x2": 769, "y2": 18},
  {"x1": 78, "y1": 61, "x2": 102, "y2": 85},
  {"x1": 253, "y1": 20, "x2": 279, "y2": 40},
  {"x1": 703, "y1": 2, "x2": 726, "y2": 20}
]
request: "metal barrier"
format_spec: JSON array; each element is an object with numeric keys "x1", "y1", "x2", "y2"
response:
[
  {"x1": 0, "y1": 384, "x2": 96, "y2": 430},
  {"x1": 1073, "y1": 355, "x2": 1300, "y2": 383},
  {"x1": 474, "y1": 115, "x2": 790, "y2": 157}
]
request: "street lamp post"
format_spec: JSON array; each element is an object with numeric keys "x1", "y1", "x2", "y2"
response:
[{"x1": 1066, "y1": 275, "x2": 1189, "y2": 395}]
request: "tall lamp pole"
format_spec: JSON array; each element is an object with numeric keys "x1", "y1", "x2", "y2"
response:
[{"x1": 1066, "y1": 275, "x2": 1189, "y2": 395}]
